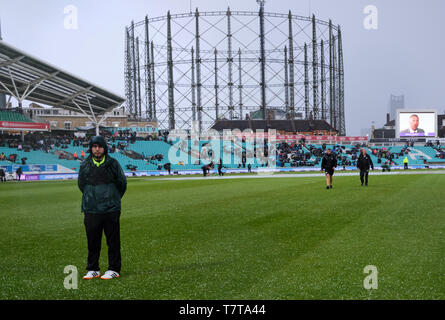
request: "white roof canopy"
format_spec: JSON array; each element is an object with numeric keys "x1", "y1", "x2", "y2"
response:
[{"x1": 0, "y1": 40, "x2": 125, "y2": 130}]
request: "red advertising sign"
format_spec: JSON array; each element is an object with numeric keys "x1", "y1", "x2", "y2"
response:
[
  {"x1": 202, "y1": 131, "x2": 368, "y2": 142},
  {"x1": 336, "y1": 136, "x2": 368, "y2": 142},
  {"x1": 0, "y1": 121, "x2": 50, "y2": 131},
  {"x1": 276, "y1": 135, "x2": 365, "y2": 142}
]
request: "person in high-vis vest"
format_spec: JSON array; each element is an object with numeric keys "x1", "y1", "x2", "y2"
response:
[{"x1": 403, "y1": 156, "x2": 409, "y2": 170}]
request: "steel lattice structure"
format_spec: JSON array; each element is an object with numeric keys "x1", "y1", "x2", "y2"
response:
[{"x1": 124, "y1": 6, "x2": 345, "y2": 135}]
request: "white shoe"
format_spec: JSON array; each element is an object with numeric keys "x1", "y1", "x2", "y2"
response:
[
  {"x1": 83, "y1": 271, "x2": 100, "y2": 279},
  {"x1": 100, "y1": 270, "x2": 120, "y2": 280}
]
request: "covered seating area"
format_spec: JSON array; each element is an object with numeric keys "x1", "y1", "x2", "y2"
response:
[{"x1": 0, "y1": 40, "x2": 125, "y2": 135}]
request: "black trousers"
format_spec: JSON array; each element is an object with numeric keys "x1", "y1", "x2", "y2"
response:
[
  {"x1": 84, "y1": 212, "x2": 121, "y2": 273},
  {"x1": 360, "y1": 170, "x2": 369, "y2": 185}
]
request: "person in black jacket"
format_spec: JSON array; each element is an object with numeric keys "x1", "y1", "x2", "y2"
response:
[
  {"x1": 321, "y1": 148, "x2": 337, "y2": 189},
  {"x1": 15, "y1": 167, "x2": 22, "y2": 181},
  {"x1": 217, "y1": 158, "x2": 224, "y2": 176},
  {"x1": 0, "y1": 168, "x2": 5, "y2": 182},
  {"x1": 201, "y1": 162, "x2": 214, "y2": 177},
  {"x1": 357, "y1": 148, "x2": 374, "y2": 186},
  {"x1": 78, "y1": 136, "x2": 127, "y2": 280},
  {"x1": 164, "y1": 162, "x2": 171, "y2": 175},
  {"x1": 202, "y1": 164, "x2": 208, "y2": 177},
  {"x1": 202, "y1": 162, "x2": 214, "y2": 177}
]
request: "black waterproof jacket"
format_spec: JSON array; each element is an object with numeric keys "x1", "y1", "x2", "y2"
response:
[
  {"x1": 321, "y1": 153, "x2": 338, "y2": 170},
  {"x1": 357, "y1": 153, "x2": 374, "y2": 171},
  {"x1": 78, "y1": 155, "x2": 127, "y2": 214}
]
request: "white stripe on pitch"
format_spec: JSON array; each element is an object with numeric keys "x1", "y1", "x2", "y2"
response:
[{"x1": 154, "y1": 170, "x2": 445, "y2": 181}]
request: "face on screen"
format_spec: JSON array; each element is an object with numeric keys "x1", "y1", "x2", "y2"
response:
[
  {"x1": 409, "y1": 115, "x2": 419, "y2": 131},
  {"x1": 399, "y1": 112, "x2": 436, "y2": 137}
]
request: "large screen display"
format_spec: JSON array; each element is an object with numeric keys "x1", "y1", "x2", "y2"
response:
[{"x1": 397, "y1": 110, "x2": 437, "y2": 138}]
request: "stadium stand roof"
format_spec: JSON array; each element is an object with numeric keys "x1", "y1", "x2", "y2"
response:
[{"x1": 0, "y1": 40, "x2": 125, "y2": 131}]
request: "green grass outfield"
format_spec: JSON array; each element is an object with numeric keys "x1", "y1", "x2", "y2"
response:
[{"x1": 1, "y1": 172, "x2": 445, "y2": 300}]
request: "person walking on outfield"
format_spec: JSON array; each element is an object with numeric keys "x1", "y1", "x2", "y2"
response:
[
  {"x1": 78, "y1": 136, "x2": 127, "y2": 280},
  {"x1": 217, "y1": 158, "x2": 224, "y2": 176},
  {"x1": 15, "y1": 167, "x2": 22, "y2": 181},
  {"x1": 357, "y1": 148, "x2": 374, "y2": 186},
  {"x1": 321, "y1": 148, "x2": 337, "y2": 190}
]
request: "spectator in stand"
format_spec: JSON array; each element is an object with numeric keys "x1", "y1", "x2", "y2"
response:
[
  {"x1": 0, "y1": 152, "x2": 5, "y2": 161},
  {"x1": 164, "y1": 162, "x2": 171, "y2": 175}
]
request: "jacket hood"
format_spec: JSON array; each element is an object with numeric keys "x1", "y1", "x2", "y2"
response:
[{"x1": 88, "y1": 136, "x2": 108, "y2": 154}]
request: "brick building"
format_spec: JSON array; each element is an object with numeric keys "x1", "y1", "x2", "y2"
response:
[{"x1": 23, "y1": 103, "x2": 157, "y2": 134}]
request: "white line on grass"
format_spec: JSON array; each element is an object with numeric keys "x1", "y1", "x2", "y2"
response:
[{"x1": 154, "y1": 170, "x2": 445, "y2": 181}]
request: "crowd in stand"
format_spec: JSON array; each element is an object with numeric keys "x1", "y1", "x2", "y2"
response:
[
  {"x1": 425, "y1": 140, "x2": 445, "y2": 159},
  {"x1": 0, "y1": 131, "x2": 86, "y2": 152},
  {"x1": 0, "y1": 130, "x2": 138, "y2": 163},
  {"x1": 1, "y1": 129, "x2": 445, "y2": 170},
  {"x1": 0, "y1": 132, "x2": 91, "y2": 163},
  {"x1": 276, "y1": 142, "x2": 370, "y2": 168},
  {"x1": 277, "y1": 141, "x2": 313, "y2": 167}
]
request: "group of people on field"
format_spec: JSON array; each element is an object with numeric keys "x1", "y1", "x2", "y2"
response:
[{"x1": 321, "y1": 147, "x2": 375, "y2": 189}]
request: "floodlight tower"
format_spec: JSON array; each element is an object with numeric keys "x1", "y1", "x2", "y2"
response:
[{"x1": 257, "y1": 0, "x2": 267, "y2": 120}]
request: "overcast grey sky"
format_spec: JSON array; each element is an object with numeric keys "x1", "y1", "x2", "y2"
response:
[{"x1": 1, "y1": 0, "x2": 444, "y2": 135}]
